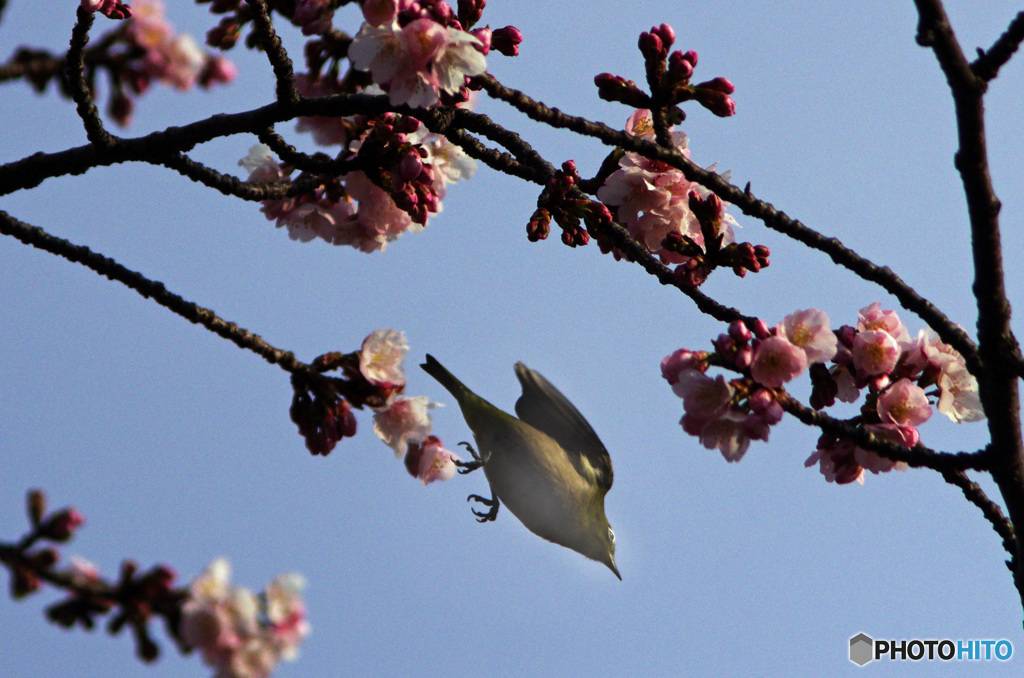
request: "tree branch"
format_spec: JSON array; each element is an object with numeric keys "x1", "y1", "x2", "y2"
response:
[{"x1": 914, "y1": 0, "x2": 1024, "y2": 623}]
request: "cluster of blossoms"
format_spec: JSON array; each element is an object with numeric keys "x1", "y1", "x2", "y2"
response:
[
  {"x1": 662, "y1": 303, "x2": 984, "y2": 484},
  {"x1": 81, "y1": 0, "x2": 236, "y2": 125},
  {"x1": 361, "y1": 330, "x2": 460, "y2": 484},
  {"x1": 598, "y1": 110, "x2": 736, "y2": 260},
  {"x1": 348, "y1": 0, "x2": 523, "y2": 108},
  {"x1": 596, "y1": 110, "x2": 767, "y2": 284},
  {"x1": 289, "y1": 328, "x2": 459, "y2": 484},
  {"x1": 239, "y1": 109, "x2": 475, "y2": 251},
  {"x1": 805, "y1": 302, "x2": 984, "y2": 484},
  {"x1": 179, "y1": 559, "x2": 309, "y2": 678}
]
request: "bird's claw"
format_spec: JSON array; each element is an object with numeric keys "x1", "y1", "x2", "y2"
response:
[
  {"x1": 467, "y1": 493, "x2": 500, "y2": 523},
  {"x1": 454, "y1": 441, "x2": 487, "y2": 474}
]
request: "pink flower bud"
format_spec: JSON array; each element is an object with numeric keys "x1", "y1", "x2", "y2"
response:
[
  {"x1": 638, "y1": 31, "x2": 665, "y2": 61},
  {"x1": 470, "y1": 27, "x2": 492, "y2": 54},
  {"x1": 491, "y1": 25, "x2": 523, "y2": 57},
  {"x1": 729, "y1": 320, "x2": 752, "y2": 344},
  {"x1": 696, "y1": 77, "x2": 735, "y2": 94},
  {"x1": 399, "y1": 152, "x2": 424, "y2": 181},
  {"x1": 44, "y1": 509, "x2": 84, "y2": 542},
  {"x1": 668, "y1": 51, "x2": 694, "y2": 81},
  {"x1": 363, "y1": 0, "x2": 398, "y2": 26}
]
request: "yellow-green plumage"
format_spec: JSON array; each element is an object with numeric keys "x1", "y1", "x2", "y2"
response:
[{"x1": 421, "y1": 355, "x2": 619, "y2": 579}]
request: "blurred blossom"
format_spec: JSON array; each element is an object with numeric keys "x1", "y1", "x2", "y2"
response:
[
  {"x1": 359, "y1": 329, "x2": 409, "y2": 386},
  {"x1": 373, "y1": 395, "x2": 437, "y2": 456},
  {"x1": 180, "y1": 559, "x2": 309, "y2": 678}
]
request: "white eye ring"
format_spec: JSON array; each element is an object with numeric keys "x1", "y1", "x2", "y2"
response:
[{"x1": 607, "y1": 527, "x2": 615, "y2": 543}]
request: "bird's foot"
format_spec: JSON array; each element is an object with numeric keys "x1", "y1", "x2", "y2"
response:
[
  {"x1": 454, "y1": 441, "x2": 487, "y2": 474},
  {"x1": 467, "y1": 493, "x2": 500, "y2": 523}
]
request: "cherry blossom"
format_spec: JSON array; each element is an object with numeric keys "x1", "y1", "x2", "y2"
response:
[
  {"x1": 937, "y1": 362, "x2": 985, "y2": 422},
  {"x1": 372, "y1": 395, "x2": 437, "y2": 456},
  {"x1": 877, "y1": 378, "x2": 932, "y2": 427},
  {"x1": 348, "y1": 18, "x2": 486, "y2": 108},
  {"x1": 179, "y1": 559, "x2": 308, "y2": 678},
  {"x1": 359, "y1": 329, "x2": 409, "y2": 387},
  {"x1": 749, "y1": 335, "x2": 807, "y2": 388},
  {"x1": 405, "y1": 435, "x2": 460, "y2": 484},
  {"x1": 779, "y1": 308, "x2": 837, "y2": 364},
  {"x1": 850, "y1": 329, "x2": 900, "y2": 377}
]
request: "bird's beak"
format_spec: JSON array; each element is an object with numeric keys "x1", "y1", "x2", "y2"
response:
[{"x1": 608, "y1": 557, "x2": 621, "y2": 581}]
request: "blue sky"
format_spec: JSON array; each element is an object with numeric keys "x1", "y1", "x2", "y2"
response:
[{"x1": 2, "y1": 1, "x2": 1023, "y2": 676}]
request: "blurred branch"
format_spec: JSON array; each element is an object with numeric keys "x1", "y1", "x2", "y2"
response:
[{"x1": 0, "y1": 489, "x2": 186, "y2": 663}]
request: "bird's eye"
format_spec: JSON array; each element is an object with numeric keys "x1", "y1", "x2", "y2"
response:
[{"x1": 607, "y1": 527, "x2": 615, "y2": 544}]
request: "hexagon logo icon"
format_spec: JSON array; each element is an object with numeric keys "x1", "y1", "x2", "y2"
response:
[{"x1": 849, "y1": 633, "x2": 874, "y2": 666}]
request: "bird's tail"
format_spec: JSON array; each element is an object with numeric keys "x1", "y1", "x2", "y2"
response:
[
  {"x1": 421, "y1": 354, "x2": 480, "y2": 404},
  {"x1": 420, "y1": 355, "x2": 501, "y2": 430}
]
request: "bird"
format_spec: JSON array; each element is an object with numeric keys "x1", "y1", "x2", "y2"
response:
[{"x1": 420, "y1": 354, "x2": 619, "y2": 579}]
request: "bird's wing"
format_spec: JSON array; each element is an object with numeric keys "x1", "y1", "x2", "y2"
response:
[{"x1": 513, "y1": 363, "x2": 613, "y2": 491}]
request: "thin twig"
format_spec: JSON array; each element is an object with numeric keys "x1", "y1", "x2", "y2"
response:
[{"x1": 475, "y1": 74, "x2": 982, "y2": 375}]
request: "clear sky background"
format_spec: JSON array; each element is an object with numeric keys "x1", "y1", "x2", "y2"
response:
[{"x1": 2, "y1": 1, "x2": 1023, "y2": 676}]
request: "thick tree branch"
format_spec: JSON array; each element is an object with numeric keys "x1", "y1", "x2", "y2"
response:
[{"x1": 914, "y1": 0, "x2": 1024, "y2": 622}]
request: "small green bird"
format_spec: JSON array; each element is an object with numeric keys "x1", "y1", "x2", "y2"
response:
[{"x1": 420, "y1": 355, "x2": 619, "y2": 579}]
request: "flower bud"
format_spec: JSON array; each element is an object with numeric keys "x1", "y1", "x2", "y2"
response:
[{"x1": 491, "y1": 25, "x2": 522, "y2": 57}]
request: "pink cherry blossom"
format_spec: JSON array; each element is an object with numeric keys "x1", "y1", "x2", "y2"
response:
[
  {"x1": 263, "y1": 573, "x2": 310, "y2": 660},
  {"x1": 696, "y1": 408, "x2": 752, "y2": 462},
  {"x1": 342, "y1": 171, "x2": 420, "y2": 252},
  {"x1": 854, "y1": 424, "x2": 914, "y2": 475},
  {"x1": 805, "y1": 438, "x2": 864, "y2": 485},
  {"x1": 180, "y1": 559, "x2": 308, "y2": 678},
  {"x1": 856, "y1": 302, "x2": 910, "y2": 343},
  {"x1": 850, "y1": 329, "x2": 900, "y2": 377},
  {"x1": 779, "y1": 308, "x2": 837, "y2": 364},
  {"x1": 373, "y1": 395, "x2": 436, "y2": 456},
  {"x1": 749, "y1": 335, "x2": 808, "y2": 388},
  {"x1": 672, "y1": 369, "x2": 732, "y2": 414},
  {"x1": 410, "y1": 436, "x2": 460, "y2": 484},
  {"x1": 359, "y1": 329, "x2": 409, "y2": 386},
  {"x1": 348, "y1": 18, "x2": 486, "y2": 108},
  {"x1": 937, "y1": 362, "x2": 985, "y2": 422},
  {"x1": 829, "y1": 364, "x2": 860, "y2": 403},
  {"x1": 660, "y1": 348, "x2": 704, "y2": 385},
  {"x1": 596, "y1": 166, "x2": 671, "y2": 225},
  {"x1": 876, "y1": 378, "x2": 932, "y2": 426}
]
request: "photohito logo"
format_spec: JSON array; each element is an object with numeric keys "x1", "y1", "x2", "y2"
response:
[{"x1": 849, "y1": 632, "x2": 1013, "y2": 666}]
